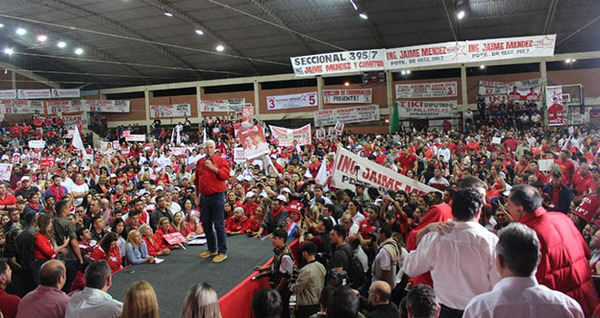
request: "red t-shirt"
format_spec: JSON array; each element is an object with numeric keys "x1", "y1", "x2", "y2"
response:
[
  {"x1": 0, "y1": 193, "x2": 16, "y2": 206},
  {"x1": 358, "y1": 219, "x2": 377, "y2": 240}
]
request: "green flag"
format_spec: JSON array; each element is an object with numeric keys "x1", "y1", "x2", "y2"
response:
[{"x1": 390, "y1": 102, "x2": 399, "y2": 133}]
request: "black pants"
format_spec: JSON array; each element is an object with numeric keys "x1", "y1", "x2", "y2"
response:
[
  {"x1": 295, "y1": 305, "x2": 320, "y2": 318},
  {"x1": 440, "y1": 304, "x2": 464, "y2": 318},
  {"x1": 63, "y1": 260, "x2": 79, "y2": 293}
]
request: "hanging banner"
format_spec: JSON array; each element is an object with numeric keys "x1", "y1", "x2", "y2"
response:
[
  {"x1": 150, "y1": 103, "x2": 191, "y2": 118},
  {"x1": 478, "y1": 79, "x2": 541, "y2": 101},
  {"x1": 200, "y1": 99, "x2": 245, "y2": 112},
  {"x1": 395, "y1": 81, "x2": 458, "y2": 98},
  {"x1": 291, "y1": 49, "x2": 386, "y2": 76},
  {"x1": 46, "y1": 100, "x2": 82, "y2": 114},
  {"x1": 170, "y1": 147, "x2": 187, "y2": 157},
  {"x1": 0, "y1": 90, "x2": 17, "y2": 100},
  {"x1": 465, "y1": 34, "x2": 556, "y2": 63},
  {"x1": 81, "y1": 100, "x2": 130, "y2": 113},
  {"x1": 266, "y1": 92, "x2": 318, "y2": 110},
  {"x1": 314, "y1": 104, "x2": 380, "y2": 127},
  {"x1": 396, "y1": 100, "x2": 458, "y2": 118},
  {"x1": 51, "y1": 88, "x2": 80, "y2": 99},
  {"x1": 385, "y1": 41, "x2": 466, "y2": 70},
  {"x1": 17, "y1": 89, "x2": 51, "y2": 99},
  {"x1": 60, "y1": 114, "x2": 89, "y2": 129},
  {"x1": 238, "y1": 124, "x2": 269, "y2": 160},
  {"x1": 332, "y1": 147, "x2": 439, "y2": 194},
  {"x1": 233, "y1": 147, "x2": 246, "y2": 164},
  {"x1": 125, "y1": 134, "x2": 146, "y2": 142},
  {"x1": 269, "y1": 124, "x2": 311, "y2": 147},
  {"x1": 566, "y1": 106, "x2": 589, "y2": 126},
  {"x1": 546, "y1": 86, "x2": 564, "y2": 126},
  {"x1": 28, "y1": 140, "x2": 46, "y2": 149},
  {"x1": 0, "y1": 100, "x2": 44, "y2": 114},
  {"x1": 0, "y1": 163, "x2": 12, "y2": 181},
  {"x1": 323, "y1": 89, "x2": 372, "y2": 104}
]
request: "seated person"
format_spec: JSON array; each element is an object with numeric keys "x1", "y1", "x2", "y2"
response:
[
  {"x1": 139, "y1": 224, "x2": 170, "y2": 257},
  {"x1": 226, "y1": 207, "x2": 248, "y2": 235},
  {"x1": 125, "y1": 230, "x2": 155, "y2": 265}
]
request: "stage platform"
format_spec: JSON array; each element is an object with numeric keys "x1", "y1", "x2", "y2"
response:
[{"x1": 108, "y1": 235, "x2": 274, "y2": 316}]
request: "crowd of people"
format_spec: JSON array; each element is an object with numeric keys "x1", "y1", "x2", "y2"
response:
[{"x1": 0, "y1": 105, "x2": 599, "y2": 318}]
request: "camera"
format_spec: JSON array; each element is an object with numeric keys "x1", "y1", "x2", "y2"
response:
[
  {"x1": 285, "y1": 268, "x2": 300, "y2": 284},
  {"x1": 329, "y1": 269, "x2": 349, "y2": 287}
]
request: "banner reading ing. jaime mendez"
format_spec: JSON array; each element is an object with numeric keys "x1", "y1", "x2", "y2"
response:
[
  {"x1": 291, "y1": 49, "x2": 386, "y2": 77},
  {"x1": 332, "y1": 147, "x2": 439, "y2": 194},
  {"x1": 266, "y1": 92, "x2": 318, "y2": 110}
]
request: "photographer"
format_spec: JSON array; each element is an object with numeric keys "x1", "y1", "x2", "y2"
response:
[{"x1": 289, "y1": 242, "x2": 326, "y2": 318}]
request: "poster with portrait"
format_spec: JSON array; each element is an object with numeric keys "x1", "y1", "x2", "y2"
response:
[
  {"x1": 241, "y1": 105, "x2": 254, "y2": 129},
  {"x1": 0, "y1": 163, "x2": 12, "y2": 181},
  {"x1": 546, "y1": 86, "x2": 564, "y2": 126},
  {"x1": 237, "y1": 124, "x2": 270, "y2": 160}
]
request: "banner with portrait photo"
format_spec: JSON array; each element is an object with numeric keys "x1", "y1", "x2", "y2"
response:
[
  {"x1": 200, "y1": 99, "x2": 245, "y2": 112},
  {"x1": 0, "y1": 163, "x2": 12, "y2": 181},
  {"x1": 546, "y1": 86, "x2": 564, "y2": 126},
  {"x1": 150, "y1": 103, "x2": 191, "y2": 118},
  {"x1": 269, "y1": 124, "x2": 311, "y2": 147},
  {"x1": 237, "y1": 124, "x2": 270, "y2": 160}
]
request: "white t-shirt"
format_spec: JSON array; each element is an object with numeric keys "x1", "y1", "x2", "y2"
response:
[{"x1": 71, "y1": 182, "x2": 90, "y2": 206}]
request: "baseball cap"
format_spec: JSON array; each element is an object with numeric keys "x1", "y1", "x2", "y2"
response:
[
  {"x1": 246, "y1": 191, "x2": 255, "y2": 198},
  {"x1": 156, "y1": 186, "x2": 164, "y2": 191},
  {"x1": 20, "y1": 176, "x2": 30, "y2": 181},
  {"x1": 276, "y1": 194, "x2": 287, "y2": 203}
]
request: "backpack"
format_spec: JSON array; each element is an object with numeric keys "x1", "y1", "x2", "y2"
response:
[{"x1": 342, "y1": 246, "x2": 365, "y2": 288}]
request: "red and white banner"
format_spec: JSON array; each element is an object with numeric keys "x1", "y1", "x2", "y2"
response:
[
  {"x1": 395, "y1": 81, "x2": 458, "y2": 98},
  {"x1": 28, "y1": 140, "x2": 45, "y2": 149},
  {"x1": 546, "y1": 86, "x2": 564, "y2": 126},
  {"x1": 0, "y1": 100, "x2": 44, "y2": 114},
  {"x1": 267, "y1": 92, "x2": 318, "y2": 110},
  {"x1": 291, "y1": 49, "x2": 386, "y2": 76},
  {"x1": 270, "y1": 124, "x2": 311, "y2": 147},
  {"x1": 238, "y1": 124, "x2": 269, "y2": 160},
  {"x1": 0, "y1": 163, "x2": 12, "y2": 181},
  {"x1": 465, "y1": 34, "x2": 556, "y2": 63},
  {"x1": 40, "y1": 157, "x2": 55, "y2": 168},
  {"x1": 323, "y1": 89, "x2": 372, "y2": 104},
  {"x1": 332, "y1": 147, "x2": 439, "y2": 194},
  {"x1": 478, "y1": 79, "x2": 541, "y2": 101},
  {"x1": 81, "y1": 100, "x2": 130, "y2": 113},
  {"x1": 573, "y1": 195, "x2": 600, "y2": 223},
  {"x1": 233, "y1": 147, "x2": 246, "y2": 164},
  {"x1": 51, "y1": 88, "x2": 80, "y2": 99},
  {"x1": 314, "y1": 104, "x2": 380, "y2": 126},
  {"x1": 242, "y1": 105, "x2": 254, "y2": 126},
  {"x1": 385, "y1": 41, "x2": 466, "y2": 70},
  {"x1": 396, "y1": 100, "x2": 458, "y2": 118},
  {"x1": 150, "y1": 103, "x2": 191, "y2": 118},
  {"x1": 125, "y1": 134, "x2": 145, "y2": 142},
  {"x1": 60, "y1": 114, "x2": 89, "y2": 128},
  {"x1": 0, "y1": 90, "x2": 17, "y2": 100},
  {"x1": 170, "y1": 147, "x2": 188, "y2": 157},
  {"x1": 18, "y1": 89, "x2": 51, "y2": 99},
  {"x1": 200, "y1": 99, "x2": 245, "y2": 112},
  {"x1": 46, "y1": 100, "x2": 82, "y2": 114}
]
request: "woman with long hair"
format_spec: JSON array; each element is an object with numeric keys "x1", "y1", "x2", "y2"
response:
[
  {"x1": 90, "y1": 232, "x2": 123, "y2": 273},
  {"x1": 181, "y1": 282, "x2": 221, "y2": 318},
  {"x1": 170, "y1": 212, "x2": 193, "y2": 240},
  {"x1": 125, "y1": 230, "x2": 155, "y2": 265},
  {"x1": 111, "y1": 218, "x2": 127, "y2": 260},
  {"x1": 122, "y1": 280, "x2": 159, "y2": 318},
  {"x1": 345, "y1": 199, "x2": 365, "y2": 226},
  {"x1": 32, "y1": 213, "x2": 69, "y2": 283}
]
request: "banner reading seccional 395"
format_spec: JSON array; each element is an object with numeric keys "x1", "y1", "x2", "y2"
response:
[
  {"x1": 323, "y1": 89, "x2": 372, "y2": 104},
  {"x1": 267, "y1": 92, "x2": 318, "y2": 110},
  {"x1": 332, "y1": 147, "x2": 439, "y2": 194},
  {"x1": 291, "y1": 49, "x2": 386, "y2": 77},
  {"x1": 396, "y1": 100, "x2": 458, "y2": 118},
  {"x1": 270, "y1": 124, "x2": 311, "y2": 147},
  {"x1": 395, "y1": 81, "x2": 458, "y2": 98}
]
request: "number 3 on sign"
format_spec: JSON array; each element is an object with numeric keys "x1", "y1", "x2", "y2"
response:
[{"x1": 268, "y1": 99, "x2": 275, "y2": 109}]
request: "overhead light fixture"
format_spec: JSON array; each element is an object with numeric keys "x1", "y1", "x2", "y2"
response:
[
  {"x1": 565, "y1": 59, "x2": 572, "y2": 63},
  {"x1": 406, "y1": 70, "x2": 411, "y2": 75},
  {"x1": 344, "y1": 81, "x2": 350, "y2": 86},
  {"x1": 480, "y1": 65, "x2": 485, "y2": 69},
  {"x1": 216, "y1": 45, "x2": 224, "y2": 52},
  {"x1": 385, "y1": 118, "x2": 390, "y2": 123},
  {"x1": 359, "y1": 13, "x2": 368, "y2": 20},
  {"x1": 57, "y1": 41, "x2": 67, "y2": 48},
  {"x1": 164, "y1": 11, "x2": 173, "y2": 17},
  {"x1": 572, "y1": 59, "x2": 577, "y2": 62},
  {"x1": 74, "y1": 48, "x2": 84, "y2": 55},
  {"x1": 16, "y1": 28, "x2": 27, "y2": 35},
  {"x1": 349, "y1": 0, "x2": 358, "y2": 11},
  {"x1": 457, "y1": 10, "x2": 466, "y2": 20},
  {"x1": 195, "y1": 29, "x2": 204, "y2": 35},
  {"x1": 3, "y1": 48, "x2": 14, "y2": 55},
  {"x1": 0, "y1": 23, "x2": 4, "y2": 28},
  {"x1": 37, "y1": 35, "x2": 48, "y2": 42}
]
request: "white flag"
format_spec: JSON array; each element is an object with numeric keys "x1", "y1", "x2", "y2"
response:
[
  {"x1": 203, "y1": 127, "x2": 207, "y2": 144},
  {"x1": 315, "y1": 156, "x2": 329, "y2": 185},
  {"x1": 69, "y1": 129, "x2": 90, "y2": 159}
]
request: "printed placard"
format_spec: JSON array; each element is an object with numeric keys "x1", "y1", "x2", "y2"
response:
[
  {"x1": 396, "y1": 100, "x2": 458, "y2": 118},
  {"x1": 546, "y1": 86, "x2": 564, "y2": 126},
  {"x1": 233, "y1": 147, "x2": 246, "y2": 164},
  {"x1": 269, "y1": 124, "x2": 311, "y2": 147},
  {"x1": 125, "y1": 134, "x2": 145, "y2": 142},
  {"x1": 323, "y1": 89, "x2": 372, "y2": 104},
  {"x1": 0, "y1": 164, "x2": 12, "y2": 181},
  {"x1": 28, "y1": 140, "x2": 46, "y2": 149},
  {"x1": 81, "y1": 100, "x2": 130, "y2": 113},
  {"x1": 395, "y1": 82, "x2": 457, "y2": 99},
  {"x1": 238, "y1": 124, "x2": 269, "y2": 160},
  {"x1": 266, "y1": 92, "x2": 318, "y2": 110}
]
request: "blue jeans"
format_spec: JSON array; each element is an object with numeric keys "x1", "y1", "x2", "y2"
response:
[{"x1": 200, "y1": 192, "x2": 227, "y2": 254}]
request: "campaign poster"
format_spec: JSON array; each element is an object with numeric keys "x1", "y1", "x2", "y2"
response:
[
  {"x1": 546, "y1": 86, "x2": 564, "y2": 126},
  {"x1": 237, "y1": 124, "x2": 270, "y2": 160}
]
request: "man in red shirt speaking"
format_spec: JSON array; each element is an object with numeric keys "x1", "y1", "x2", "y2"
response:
[{"x1": 196, "y1": 140, "x2": 231, "y2": 263}]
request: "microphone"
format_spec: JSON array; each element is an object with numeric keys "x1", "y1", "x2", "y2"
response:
[{"x1": 251, "y1": 271, "x2": 271, "y2": 281}]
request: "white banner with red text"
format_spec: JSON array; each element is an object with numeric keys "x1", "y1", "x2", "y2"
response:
[
  {"x1": 18, "y1": 89, "x2": 51, "y2": 99},
  {"x1": 269, "y1": 124, "x2": 311, "y2": 147},
  {"x1": 291, "y1": 49, "x2": 386, "y2": 76},
  {"x1": 60, "y1": 114, "x2": 89, "y2": 129},
  {"x1": 46, "y1": 100, "x2": 82, "y2": 114},
  {"x1": 266, "y1": 92, "x2": 318, "y2": 110},
  {"x1": 323, "y1": 89, "x2": 372, "y2": 104},
  {"x1": 0, "y1": 90, "x2": 17, "y2": 100},
  {"x1": 314, "y1": 104, "x2": 380, "y2": 127},
  {"x1": 478, "y1": 79, "x2": 541, "y2": 101},
  {"x1": 28, "y1": 140, "x2": 46, "y2": 149},
  {"x1": 150, "y1": 103, "x2": 191, "y2": 118},
  {"x1": 395, "y1": 81, "x2": 458, "y2": 98},
  {"x1": 81, "y1": 100, "x2": 130, "y2": 113},
  {"x1": 0, "y1": 100, "x2": 44, "y2": 114},
  {"x1": 51, "y1": 89, "x2": 80, "y2": 99},
  {"x1": 200, "y1": 99, "x2": 245, "y2": 112},
  {"x1": 396, "y1": 100, "x2": 458, "y2": 118},
  {"x1": 332, "y1": 147, "x2": 440, "y2": 194},
  {"x1": 465, "y1": 35, "x2": 556, "y2": 63}
]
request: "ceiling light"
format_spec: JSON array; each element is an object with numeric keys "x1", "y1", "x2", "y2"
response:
[
  {"x1": 565, "y1": 59, "x2": 572, "y2": 63},
  {"x1": 406, "y1": 70, "x2": 411, "y2": 75},
  {"x1": 0, "y1": 23, "x2": 4, "y2": 28},
  {"x1": 349, "y1": 0, "x2": 358, "y2": 11},
  {"x1": 572, "y1": 59, "x2": 577, "y2": 62},
  {"x1": 164, "y1": 11, "x2": 173, "y2": 17},
  {"x1": 480, "y1": 65, "x2": 485, "y2": 69},
  {"x1": 457, "y1": 10, "x2": 466, "y2": 20},
  {"x1": 385, "y1": 118, "x2": 390, "y2": 123},
  {"x1": 195, "y1": 29, "x2": 204, "y2": 35},
  {"x1": 3, "y1": 48, "x2": 14, "y2": 55},
  {"x1": 37, "y1": 35, "x2": 48, "y2": 42},
  {"x1": 16, "y1": 28, "x2": 27, "y2": 35},
  {"x1": 57, "y1": 41, "x2": 67, "y2": 48},
  {"x1": 401, "y1": 71, "x2": 406, "y2": 75},
  {"x1": 216, "y1": 45, "x2": 224, "y2": 52},
  {"x1": 74, "y1": 48, "x2": 84, "y2": 55},
  {"x1": 359, "y1": 13, "x2": 368, "y2": 20},
  {"x1": 344, "y1": 81, "x2": 350, "y2": 86}
]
